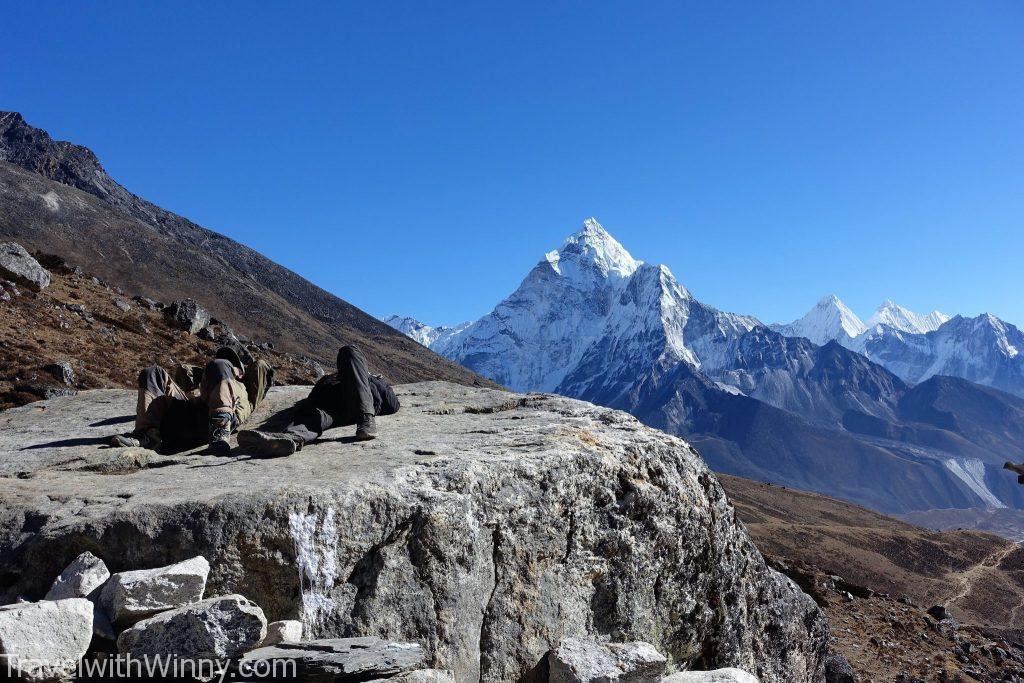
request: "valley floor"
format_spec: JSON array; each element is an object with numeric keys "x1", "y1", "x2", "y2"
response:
[{"x1": 720, "y1": 474, "x2": 1024, "y2": 681}]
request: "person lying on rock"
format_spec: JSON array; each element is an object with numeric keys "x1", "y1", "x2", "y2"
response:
[
  {"x1": 237, "y1": 345, "x2": 399, "y2": 457},
  {"x1": 110, "y1": 345, "x2": 274, "y2": 455}
]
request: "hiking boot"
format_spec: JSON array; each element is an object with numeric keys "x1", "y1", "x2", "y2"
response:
[
  {"x1": 237, "y1": 430, "x2": 303, "y2": 458},
  {"x1": 207, "y1": 412, "x2": 237, "y2": 455},
  {"x1": 355, "y1": 413, "x2": 377, "y2": 441},
  {"x1": 110, "y1": 427, "x2": 161, "y2": 450}
]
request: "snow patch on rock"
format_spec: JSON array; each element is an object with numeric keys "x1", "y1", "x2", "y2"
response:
[{"x1": 288, "y1": 507, "x2": 339, "y2": 637}]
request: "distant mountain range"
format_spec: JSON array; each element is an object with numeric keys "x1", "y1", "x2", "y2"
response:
[
  {"x1": 386, "y1": 219, "x2": 1024, "y2": 517},
  {"x1": 772, "y1": 295, "x2": 1024, "y2": 399},
  {"x1": 0, "y1": 111, "x2": 488, "y2": 386}
]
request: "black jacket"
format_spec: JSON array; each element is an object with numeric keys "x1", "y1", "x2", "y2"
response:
[{"x1": 305, "y1": 373, "x2": 400, "y2": 422}]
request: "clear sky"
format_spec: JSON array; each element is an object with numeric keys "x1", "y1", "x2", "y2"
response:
[{"x1": 3, "y1": 2, "x2": 1023, "y2": 327}]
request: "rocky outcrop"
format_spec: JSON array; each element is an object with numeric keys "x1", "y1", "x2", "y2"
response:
[
  {"x1": 42, "y1": 361, "x2": 75, "y2": 387},
  {"x1": 0, "y1": 598, "x2": 93, "y2": 681},
  {"x1": 118, "y1": 594, "x2": 267, "y2": 659},
  {"x1": 0, "y1": 241, "x2": 49, "y2": 291},
  {"x1": 0, "y1": 383, "x2": 828, "y2": 681},
  {"x1": 99, "y1": 555, "x2": 210, "y2": 625}
]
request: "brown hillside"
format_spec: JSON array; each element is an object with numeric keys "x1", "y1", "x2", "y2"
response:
[
  {"x1": 719, "y1": 473, "x2": 1024, "y2": 680},
  {"x1": 0, "y1": 112, "x2": 492, "y2": 387}
]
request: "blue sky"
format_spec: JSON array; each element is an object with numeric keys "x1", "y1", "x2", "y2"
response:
[{"x1": 3, "y1": 2, "x2": 1023, "y2": 326}]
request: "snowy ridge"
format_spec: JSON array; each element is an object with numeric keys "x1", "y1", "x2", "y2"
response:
[
  {"x1": 772, "y1": 297, "x2": 1024, "y2": 397},
  {"x1": 382, "y1": 315, "x2": 469, "y2": 349},
  {"x1": 385, "y1": 217, "x2": 1024, "y2": 514},
  {"x1": 388, "y1": 218, "x2": 757, "y2": 393},
  {"x1": 865, "y1": 300, "x2": 949, "y2": 334},
  {"x1": 770, "y1": 295, "x2": 866, "y2": 345}
]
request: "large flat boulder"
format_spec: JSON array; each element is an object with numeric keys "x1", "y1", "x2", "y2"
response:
[
  {"x1": 240, "y1": 636, "x2": 426, "y2": 682},
  {"x1": 0, "y1": 598, "x2": 93, "y2": 681},
  {"x1": 0, "y1": 383, "x2": 828, "y2": 682}
]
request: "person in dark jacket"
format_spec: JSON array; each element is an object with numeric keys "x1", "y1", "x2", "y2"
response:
[{"x1": 237, "y1": 345, "x2": 399, "y2": 457}]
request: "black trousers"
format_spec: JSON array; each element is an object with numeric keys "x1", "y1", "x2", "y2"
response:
[{"x1": 285, "y1": 345, "x2": 374, "y2": 443}]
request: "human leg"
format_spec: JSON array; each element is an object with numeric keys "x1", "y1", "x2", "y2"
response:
[{"x1": 336, "y1": 345, "x2": 377, "y2": 440}]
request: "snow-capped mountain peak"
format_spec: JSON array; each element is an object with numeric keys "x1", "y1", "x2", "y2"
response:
[
  {"x1": 864, "y1": 300, "x2": 950, "y2": 334},
  {"x1": 771, "y1": 294, "x2": 866, "y2": 345},
  {"x1": 382, "y1": 315, "x2": 470, "y2": 348},
  {"x1": 547, "y1": 218, "x2": 641, "y2": 282}
]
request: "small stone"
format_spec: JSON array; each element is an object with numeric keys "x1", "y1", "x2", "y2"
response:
[
  {"x1": 163, "y1": 298, "x2": 211, "y2": 334},
  {"x1": 548, "y1": 638, "x2": 619, "y2": 682},
  {"x1": 0, "y1": 599, "x2": 93, "y2": 682},
  {"x1": 113, "y1": 298, "x2": 132, "y2": 312},
  {"x1": 0, "y1": 242, "x2": 50, "y2": 292},
  {"x1": 548, "y1": 637, "x2": 666, "y2": 682},
  {"x1": 824, "y1": 652, "x2": 856, "y2": 683},
  {"x1": 927, "y1": 604, "x2": 951, "y2": 621},
  {"x1": 607, "y1": 641, "x2": 667, "y2": 681},
  {"x1": 45, "y1": 551, "x2": 110, "y2": 600},
  {"x1": 661, "y1": 669, "x2": 760, "y2": 683},
  {"x1": 100, "y1": 555, "x2": 210, "y2": 625},
  {"x1": 197, "y1": 326, "x2": 217, "y2": 341},
  {"x1": 259, "y1": 619, "x2": 303, "y2": 646},
  {"x1": 132, "y1": 295, "x2": 161, "y2": 310},
  {"x1": 117, "y1": 594, "x2": 266, "y2": 660},
  {"x1": 43, "y1": 361, "x2": 75, "y2": 387}
]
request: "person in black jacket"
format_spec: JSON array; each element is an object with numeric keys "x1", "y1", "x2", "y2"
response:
[{"x1": 237, "y1": 345, "x2": 399, "y2": 457}]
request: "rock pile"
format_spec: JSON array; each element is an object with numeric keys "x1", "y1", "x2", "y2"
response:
[{"x1": 0, "y1": 552, "x2": 443, "y2": 682}]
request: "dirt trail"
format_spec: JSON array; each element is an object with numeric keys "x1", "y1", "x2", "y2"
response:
[{"x1": 945, "y1": 541, "x2": 1019, "y2": 607}]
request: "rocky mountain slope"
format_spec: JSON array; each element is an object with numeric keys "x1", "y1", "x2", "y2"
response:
[
  {"x1": 776, "y1": 294, "x2": 1024, "y2": 399},
  {"x1": 0, "y1": 249, "x2": 325, "y2": 411},
  {"x1": 855, "y1": 313, "x2": 1024, "y2": 398},
  {"x1": 386, "y1": 220, "x2": 1024, "y2": 517},
  {"x1": 0, "y1": 111, "x2": 489, "y2": 386},
  {"x1": 720, "y1": 474, "x2": 1024, "y2": 680},
  {"x1": 0, "y1": 384, "x2": 828, "y2": 682}
]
